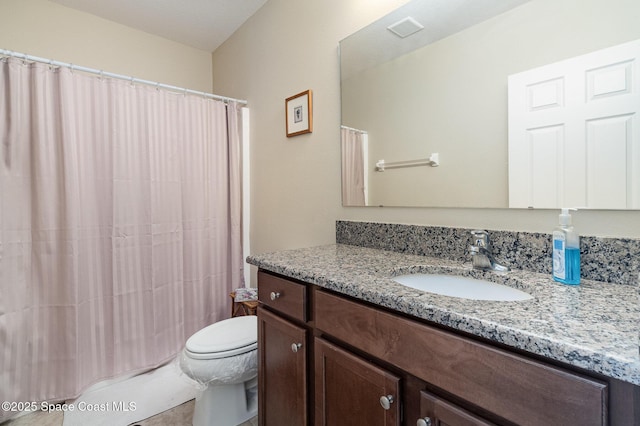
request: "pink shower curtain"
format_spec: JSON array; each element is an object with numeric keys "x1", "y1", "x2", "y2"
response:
[
  {"x1": 341, "y1": 127, "x2": 366, "y2": 206},
  {"x1": 0, "y1": 57, "x2": 244, "y2": 417}
]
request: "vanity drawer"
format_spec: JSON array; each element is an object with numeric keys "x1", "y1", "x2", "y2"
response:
[
  {"x1": 315, "y1": 289, "x2": 607, "y2": 426},
  {"x1": 258, "y1": 271, "x2": 308, "y2": 322}
]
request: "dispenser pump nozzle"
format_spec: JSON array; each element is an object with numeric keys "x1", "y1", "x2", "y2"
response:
[{"x1": 559, "y1": 208, "x2": 577, "y2": 226}]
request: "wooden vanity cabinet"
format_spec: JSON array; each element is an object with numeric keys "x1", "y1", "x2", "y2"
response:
[
  {"x1": 314, "y1": 289, "x2": 607, "y2": 426},
  {"x1": 257, "y1": 270, "x2": 637, "y2": 426},
  {"x1": 257, "y1": 271, "x2": 310, "y2": 426}
]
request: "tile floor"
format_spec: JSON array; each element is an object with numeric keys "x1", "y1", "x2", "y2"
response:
[{"x1": 2, "y1": 399, "x2": 258, "y2": 426}]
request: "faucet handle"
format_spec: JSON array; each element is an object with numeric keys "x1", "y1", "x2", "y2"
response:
[{"x1": 470, "y1": 230, "x2": 489, "y2": 247}]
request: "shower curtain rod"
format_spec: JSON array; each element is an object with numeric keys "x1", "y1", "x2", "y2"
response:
[
  {"x1": 341, "y1": 125, "x2": 368, "y2": 134},
  {"x1": 0, "y1": 48, "x2": 248, "y2": 105}
]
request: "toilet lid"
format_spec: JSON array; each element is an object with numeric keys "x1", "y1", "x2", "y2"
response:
[{"x1": 186, "y1": 316, "x2": 257, "y2": 355}]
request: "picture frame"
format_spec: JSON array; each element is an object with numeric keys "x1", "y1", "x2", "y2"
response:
[{"x1": 285, "y1": 89, "x2": 313, "y2": 137}]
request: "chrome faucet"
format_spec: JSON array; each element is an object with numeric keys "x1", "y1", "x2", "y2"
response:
[{"x1": 469, "y1": 230, "x2": 510, "y2": 272}]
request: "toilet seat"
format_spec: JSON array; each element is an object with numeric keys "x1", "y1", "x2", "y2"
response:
[{"x1": 185, "y1": 316, "x2": 257, "y2": 360}]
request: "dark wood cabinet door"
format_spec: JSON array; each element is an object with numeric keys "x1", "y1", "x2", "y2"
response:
[
  {"x1": 314, "y1": 337, "x2": 401, "y2": 426},
  {"x1": 419, "y1": 390, "x2": 495, "y2": 426},
  {"x1": 258, "y1": 306, "x2": 308, "y2": 426}
]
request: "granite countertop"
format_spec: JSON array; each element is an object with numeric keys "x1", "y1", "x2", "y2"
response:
[{"x1": 247, "y1": 244, "x2": 640, "y2": 386}]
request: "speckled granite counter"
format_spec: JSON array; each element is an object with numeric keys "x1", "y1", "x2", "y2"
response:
[{"x1": 247, "y1": 244, "x2": 640, "y2": 386}]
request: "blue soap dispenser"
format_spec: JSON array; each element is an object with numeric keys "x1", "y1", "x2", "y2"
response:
[{"x1": 552, "y1": 208, "x2": 580, "y2": 285}]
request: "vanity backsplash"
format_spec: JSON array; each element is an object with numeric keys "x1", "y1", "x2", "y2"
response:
[{"x1": 336, "y1": 220, "x2": 640, "y2": 286}]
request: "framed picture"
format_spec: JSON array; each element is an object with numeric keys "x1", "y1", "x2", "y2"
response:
[{"x1": 285, "y1": 90, "x2": 313, "y2": 137}]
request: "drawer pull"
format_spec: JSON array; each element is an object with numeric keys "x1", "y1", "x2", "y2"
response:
[
  {"x1": 291, "y1": 343, "x2": 302, "y2": 353},
  {"x1": 417, "y1": 418, "x2": 432, "y2": 426},
  {"x1": 270, "y1": 291, "x2": 281, "y2": 301},
  {"x1": 379, "y1": 395, "x2": 394, "y2": 410}
]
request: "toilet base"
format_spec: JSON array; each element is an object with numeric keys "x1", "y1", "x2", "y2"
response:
[{"x1": 192, "y1": 377, "x2": 257, "y2": 426}]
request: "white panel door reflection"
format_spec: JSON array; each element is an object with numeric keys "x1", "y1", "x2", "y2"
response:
[{"x1": 508, "y1": 39, "x2": 640, "y2": 209}]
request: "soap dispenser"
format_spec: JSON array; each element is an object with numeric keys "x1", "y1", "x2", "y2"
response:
[{"x1": 552, "y1": 208, "x2": 580, "y2": 285}]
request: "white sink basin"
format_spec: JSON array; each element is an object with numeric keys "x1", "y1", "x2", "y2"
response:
[{"x1": 392, "y1": 274, "x2": 533, "y2": 301}]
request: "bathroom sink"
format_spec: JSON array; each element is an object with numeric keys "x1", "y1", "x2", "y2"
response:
[{"x1": 392, "y1": 274, "x2": 533, "y2": 301}]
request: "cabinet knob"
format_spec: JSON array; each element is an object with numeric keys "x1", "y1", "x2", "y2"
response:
[
  {"x1": 291, "y1": 343, "x2": 302, "y2": 353},
  {"x1": 270, "y1": 291, "x2": 281, "y2": 301},
  {"x1": 379, "y1": 395, "x2": 394, "y2": 410},
  {"x1": 417, "y1": 418, "x2": 432, "y2": 426}
]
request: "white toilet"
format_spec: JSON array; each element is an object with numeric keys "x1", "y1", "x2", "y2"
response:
[{"x1": 179, "y1": 315, "x2": 258, "y2": 426}]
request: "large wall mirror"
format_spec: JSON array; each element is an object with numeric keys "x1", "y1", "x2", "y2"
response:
[{"x1": 340, "y1": 0, "x2": 640, "y2": 209}]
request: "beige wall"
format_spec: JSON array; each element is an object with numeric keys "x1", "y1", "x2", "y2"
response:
[
  {"x1": 212, "y1": 0, "x2": 640, "y2": 266},
  {"x1": 0, "y1": 0, "x2": 213, "y2": 92},
  {"x1": 212, "y1": 0, "x2": 414, "y2": 257}
]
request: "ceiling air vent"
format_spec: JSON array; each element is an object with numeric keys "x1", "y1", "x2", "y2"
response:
[{"x1": 387, "y1": 17, "x2": 424, "y2": 39}]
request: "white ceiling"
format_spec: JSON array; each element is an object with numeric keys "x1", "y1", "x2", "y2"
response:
[{"x1": 50, "y1": 0, "x2": 268, "y2": 52}]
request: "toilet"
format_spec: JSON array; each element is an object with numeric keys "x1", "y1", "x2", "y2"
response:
[{"x1": 179, "y1": 315, "x2": 258, "y2": 426}]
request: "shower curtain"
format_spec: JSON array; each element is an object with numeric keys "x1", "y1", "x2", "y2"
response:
[
  {"x1": 341, "y1": 127, "x2": 367, "y2": 206},
  {"x1": 0, "y1": 57, "x2": 244, "y2": 416}
]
